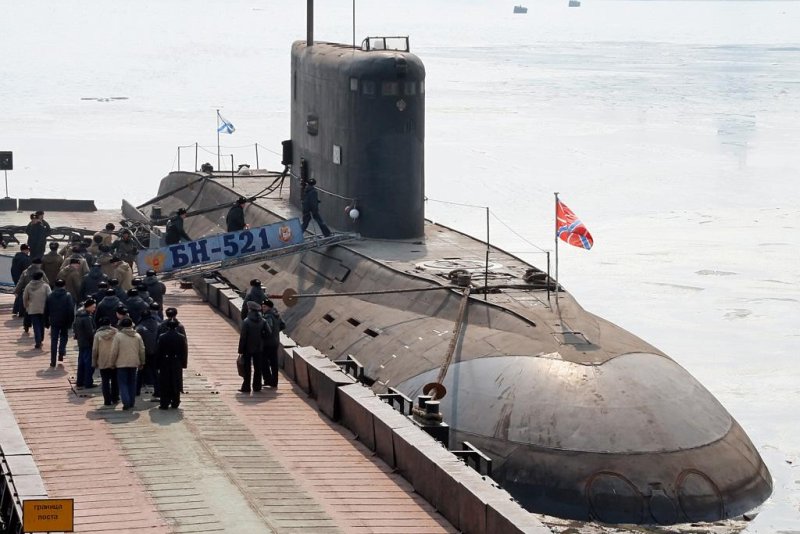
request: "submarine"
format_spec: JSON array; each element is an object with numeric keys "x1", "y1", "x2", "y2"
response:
[{"x1": 135, "y1": 4, "x2": 772, "y2": 525}]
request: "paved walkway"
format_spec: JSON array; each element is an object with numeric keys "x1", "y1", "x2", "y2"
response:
[{"x1": 0, "y1": 287, "x2": 455, "y2": 533}]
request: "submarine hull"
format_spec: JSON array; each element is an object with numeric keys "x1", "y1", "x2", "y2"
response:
[{"x1": 147, "y1": 172, "x2": 772, "y2": 524}]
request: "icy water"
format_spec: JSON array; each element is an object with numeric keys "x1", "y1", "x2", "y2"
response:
[{"x1": 2, "y1": 0, "x2": 799, "y2": 529}]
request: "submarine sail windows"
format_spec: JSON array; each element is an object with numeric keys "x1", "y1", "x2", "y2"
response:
[
  {"x1": 382, "y1": 82, "x2": 399, "y2": 96},
  {"x1": 350, "y1": 77, "x2": 358, "y2": 92},
  {"x1": 403, "y1": 81, "x2": 416, "y2": 96}
]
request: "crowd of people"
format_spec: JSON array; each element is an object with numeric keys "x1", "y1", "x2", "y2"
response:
[
  {"x1": 10, "y1": 203, "x2": 290, "y2": 408},
  {"x1": 9, "y1": 216, "x2": 187, "y2": 411}
]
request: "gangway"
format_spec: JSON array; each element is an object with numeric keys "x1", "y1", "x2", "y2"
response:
[{"x1": 159, "y1": 232, "x2": 359, "y2": 280}]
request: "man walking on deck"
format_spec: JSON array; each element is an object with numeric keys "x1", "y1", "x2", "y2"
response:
[
  {"x1": 44, "y1": 279, "x2": 75, "y2": 367},
  {"x1": 11, "y1": 244, "x2": 31, "y2": 317},
  {"x1": 23, "y1": 271, "x2": 50, "y2": 350},
  {"x1": 300, "y1": 179, "x2": 331, "y2": 237},
  {"x1": 165, "y1": 208, "x2": 191, "y2": 245},
  {"x1": 226, "y1": 197, "x2": 248, "y2": 232}
]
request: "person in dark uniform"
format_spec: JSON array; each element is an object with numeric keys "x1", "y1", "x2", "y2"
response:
[
  {"x1": 95, "y1": 288, "x2": 122, "y2": 327},
  {"x1": 300, "y1": 179, "x2": 331, "y2": 237},
  {"x1": 239, "y1": 279, "x2": 266, "y2": 319},
  {"x1": 156, "y1": 319, "x2": 186, "y2": 409},
  {"x1": 158, "y1": 307, "x2": 188, "y2": 394},
  {"x1": 125, "y1": 288, "x2": 148, "y2": 324},
  {"x1": 238, "y1": 301, "x2": 265, "y2": 393},
  {"x1": 44, "y1": 279, "x2": 75, "y2": 367},
  {"x1": 165, "y1": 208, "x2": 191, "y2": 245},
  {"x1": 136, "y1": 303, "x2": 162, "y2": 399},
  {"x1": 74, "y1": 299, "x2": 97, "y2": 389},
  {"x1": 142, "y1": 270, "x2": 166, "y2": 318},
  {"x1": 11, "y1": 244, "x2": 31, "y2": 317},
  {"x1": 25, "y1": 213, "x2": 50, "y2": 259},
  {"x1": 260, "y1": 299, "x2": 284, "y2": 388},
  {"x1": 34, "y1": 211, "x2": 52, "y2": 235},
  {"x1": 225, "y1": 197, "x2": 248, "y2": 232}
]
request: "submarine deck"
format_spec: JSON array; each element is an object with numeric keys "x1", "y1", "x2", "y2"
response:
[
  {"x1": 0, "y1": 210, "x2": 457, "y2": 533},
  {"x1": 169, "y1": 173, "x2": 663, "y2": 366}
]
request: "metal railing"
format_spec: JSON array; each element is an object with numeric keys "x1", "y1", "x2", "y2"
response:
[
  {"x1": 452, "y1": 441, "x2": 493, "y2": 477},
  {"x1": 377, "y1": 387, "x2": 413, "y2": 416},
  {"x1": 0, "y1": 446, "x2": 24, "y2": 534},
  {"x1": 333, "y1": 355, "x2": 366, "y2": 384}
]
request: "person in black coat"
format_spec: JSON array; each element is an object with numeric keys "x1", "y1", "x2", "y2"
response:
[
  {"x1": 143, "y1": 270, "x2": 166, "y2": 306},
  {"x1": 11, "y1": 245, "x2": 32, "y2": 283},
  {"x1": 95, "y1": 289, "x2": 122, "y2": 327},
  {"x1": 164, "y1": 208, "x2": 191, "y2": 245},
  {"x1": 157, "y1": 308, "x2": 188, "y2": 393},
  {"x1": 239, "y1": 279, "x2": 266, "y2": 320},
  {"x1": 125, "y1": 288, "x2": 148, "y2": 325},
  {"x1": 136, "y1": 307, "x2": 161, "y2": 398},
  {"x1": 92, "y1": 281, "x2": 109, "y2": 304},
  {"x1": 25, "y1": 213, "x2": 49, "y2": 259},
  {"x1": 260, "y1": 299, "x2": 284, "y2": 388},
  {"x1": 44, "y1": 279, "x2": 75, "y2": 367},
  {"x1": 156, "y1": 320, "x2": 187, "y2": 409},
  {"x1": 11, "y1": 245, "x2": 31, "y2": 316},
  {"x1": 73, "y1": 299, "x2": 97, "y2": 388},
  {"x1": 238, "y1": 301, "x2": 265, "y2": 393},
  {"x1": 300, "y1": 179, "x2": 331, "y2": 237},
  {"x1": 80, "y1": 264, "x2": 108, "y2": 300},
  {"x1": 108, "y1": 278, "x2": 127, "y2": 303},
  {"x1": 225, "y1": 197, "x2": 248, "y2": 232}
]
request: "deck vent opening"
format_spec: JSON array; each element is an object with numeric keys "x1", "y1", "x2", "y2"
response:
[
  {"x1": 260, "y1": 263, "x2": 279, "y2": 275},
  {"x1": 323, "y1": 313, "x2": 335, "y2": 323},
  {"x1": 347, "y1": 318, "x2": 361, "y2": 327},
  {"x1": 364, "y1": 328, "x2": 380, "y2": 338}
]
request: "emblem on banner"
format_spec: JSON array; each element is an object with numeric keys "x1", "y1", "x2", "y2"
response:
[
  {"x1": 278, "y1": 225, "x2": 293, "y2": 243},
  {"x1": 143, "y1": 250, "x2": 167, "y2": 272}
]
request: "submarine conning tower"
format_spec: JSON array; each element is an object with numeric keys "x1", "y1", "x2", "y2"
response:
[{"x1": 289, "y1": 38, "x2": 425, "y2": 239}]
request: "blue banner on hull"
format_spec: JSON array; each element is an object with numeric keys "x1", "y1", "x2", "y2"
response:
[{"x1": 137, "y1": 218, "x2": 303, "y2": 274}]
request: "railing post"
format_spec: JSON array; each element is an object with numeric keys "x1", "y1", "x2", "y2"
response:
[{"x1": 177, "y1": 146, "x2": 181, "y2": 171}]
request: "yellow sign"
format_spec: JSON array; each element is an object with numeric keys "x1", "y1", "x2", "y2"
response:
[{"x1": 23, "y1": 499, "x2": 74, "y2": 532}]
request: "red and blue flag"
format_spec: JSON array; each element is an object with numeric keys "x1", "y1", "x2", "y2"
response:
[{"x1": 556, "y1": 200, "x2": 593, "y2": 250}]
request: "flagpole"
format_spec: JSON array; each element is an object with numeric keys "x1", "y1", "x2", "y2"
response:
[
  {"x1": 216, "y1": 109, "x2": 221, "y2": 172},
  {"x1": 554, "y1": 192, "x2": 560, "y2": 309}
]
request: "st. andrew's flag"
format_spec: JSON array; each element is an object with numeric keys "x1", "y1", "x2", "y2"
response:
[
  {"x1": 556, "y1": 200, "x2": 594, "y2": 250},
  {"x1": 217, "y1": 112, "x2": 235, "y2": 134}
]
